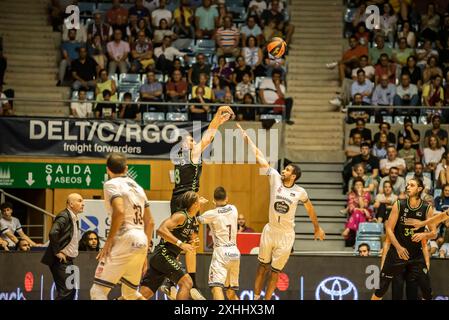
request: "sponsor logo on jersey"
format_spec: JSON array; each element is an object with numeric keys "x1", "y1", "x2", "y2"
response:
[{"x1": 274, "y1": 201, "x2": 290, "y2": 214}]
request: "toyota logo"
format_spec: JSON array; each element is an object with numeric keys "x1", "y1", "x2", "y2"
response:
[{"x1": 315, "y1": 276, "x2": 358, "y2": 300}]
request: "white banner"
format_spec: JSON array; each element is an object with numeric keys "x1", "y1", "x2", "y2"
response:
[{"x1": 80, "y1": 199, "x2": 171, "y2": 249}]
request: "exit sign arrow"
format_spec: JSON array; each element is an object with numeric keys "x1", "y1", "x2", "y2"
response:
[{"x1": 25, "y1": 172, "x2": 35, "y2": 186}]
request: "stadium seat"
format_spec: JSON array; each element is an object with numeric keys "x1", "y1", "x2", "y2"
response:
[
  {"x1": 228, "y1": 6, "x2": 247, "y2": 23},
  {"x1": 143, "y1": 112, "x2": 165, "y2": 122},
  {"x1": 71, "y1": 91, "x2": 79, "y2": 100},
  {"x1": 86, "y1": 91, "x2": 95, "y2": 100},
  {"x1": 394, "y1": 115, "x2": 418, "y2": 124},
  {"x1": 434, "y1": 189, "x2": 442, "y2": 198},
  {"x1": 166, "y1": 112, "x2": 189, "y2": 121},
  {"x1": 255, "y1": 77, "x2": 265, "y2": 89},
  {"x1": 97, "y1": 3, "x2": 113, "y2": 12},
  {"x1": 78, "y1": 2, "x2": 96, "y2": 15},
  {"x1": 260, "y1": 114, "x2": 283, "y2": 122},
  {"x1": 119, "y1": 73, "x2": 141, "y2": 84},
  {"x1": 358, "y1": 222, "x2": 383, "y2": 236}
]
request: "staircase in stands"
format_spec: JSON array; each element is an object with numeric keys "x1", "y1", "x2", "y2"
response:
[{"x1": 0, "y1": 0, "x2": 70, "y2": 116}]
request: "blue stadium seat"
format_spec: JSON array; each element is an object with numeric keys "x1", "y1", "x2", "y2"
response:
[
  {"x1": 260, "y1": 114, "x2": 283, "y2": 122},
  {"x1": 228, "y1": 6, "x2": 247, "y2": 23},
  {"x1": 358, "y1": 222, "x2": 383, "y2": 236},
  {"x1": 71, "y1": 91, "x2": 79, "y2": 100},
  {"x1": 394, "y1": 115, "x2": 418, "y2": 124},
  {"x1": 434, "y1": 189, "x2": 442, "y2": 198},
  {"x1": 119, "y1": 73, "x2": 141, "y2": 84},
  {"x1": 166, "y1": 112, "x2": 189, "y2": 121},
  {"x1": 226, "y1": 0, "x2": 244, "y2": 7},
  {"x1": 86, "y1": 91, "x2": 95, "y2": 100},
  {"x1": 78, "y1": 2, "x2": 96, "y2": 15},
  {"x1": 143, "y1": 112, "x2": 165, "y2": 122},
  {"x1": 97, "y1": 3, "x2": 113, "y2": 12}
]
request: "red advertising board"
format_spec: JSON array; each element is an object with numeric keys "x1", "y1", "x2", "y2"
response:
[{"x1": 236, "y1": 233, "x2": 261, "y2": 254}]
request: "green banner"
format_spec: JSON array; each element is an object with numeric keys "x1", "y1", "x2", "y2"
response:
[{"x1": 0, "y1": 162, "x2": 151, "y2": 190}]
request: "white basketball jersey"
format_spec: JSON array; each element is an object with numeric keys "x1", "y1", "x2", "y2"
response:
[
  {"x1": 266, "y1": 168, "x2": 308, "y2": 232},
  {"x1": 103, "y1": 176, "x2": 149, "y2": 234},
  {"x1": 198, "y1": 204, "x2": 238, "y2": 248}
]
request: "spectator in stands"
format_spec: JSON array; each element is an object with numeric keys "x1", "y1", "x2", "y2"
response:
[
  {"x1": 264, "y1": 51, "x2": 286, "y2": 78},
  {"x1": 0, "y1": 202, "x2": 39, "y2": 249},
  {"x1": 95, "y1": 69, "x2": 117, "y2": 102},
  {"x1": 379, "y1": 2, "x2": 398, "y2": 45},
  {"x1": 189, "y1": 86, "x2": 211, "y2": 121},
  {"x1": 422, "y1": 75, "x2": 444, "y2": 122},
  {"x1": 434, "y1": 185, "x2": 449, "y2": 244},
  {"x1": 345, "y1": 132, "x2": 362, "y2": 160},
  {"x1": 358, "y1": 243, "x2": 371, "y2": 256},
  {"x1": 420, "y1": 3, "x2": 440, "y2": 42},
  {"x1": 111, "y1": 15, "x2": 130, "y2": 42},
  {"x1": 348, "y1": 163, "x2": 376, "y2": 195},
  {"x1": 223, "y1": 90, "x2": 234, "y2": 105},
  {"x1": 78, "y1": 231, "x2": 100, "y2": 251},
  {"x1": 372, "y1": 74, "x2": 396, "y2": 118},
  {"x1": 0, "y1": 84, "x2": 13, "y2": 116},
  {"x1": 242, "y1": 36, "x2": 264, "y2": 75},
  {"x1": 126, "y1": 15, "x2": 140, "y2": 43},
  {"x1": 195, "y1": 0, "x2": 219, "y2": 39},
  {"x1": 130, "y1": 31, "x2": 154, "y2": 73},
  {"x1": 378, "y1": 167, "x2": 406, "y2": 198},
  {"x1": 237, "y1": 93, "x2": 257, "y2": 121},
  {"x1": 372, "y1": 132, "x2": 389, "y2": 160},
  {"x1": 373, "y1": 121, "x2": 396, "y2": 146},
  {"x1": 106, "y1": 0, "x2": 128, "y2": 27},
  {"x1": 95, "y1": 89, "x2": 117, "y2": 119},
  {"x1": 425, "y1": 114, "x2": 448, "y2": 148},
  {"x1": 151, "y1": 0, "x2": 172, "y2": 28},
  {"x1": 16, "y1": 239, "x2": 31, "y2": 252},
  {"x1": 188, "y1": 53, "x2": 211, "y2": 86},
  {"x1": 192, "y1": 72, "x2": 214, "y2": 101},
  {"x1": 351, "y1": 69, "x2": 374, "y2": 105},
  {"x1": 212, "y1": 74, "x2": 230, "y2": 103},
  {"x1": 438, "y1": 14, "x2": 449, "y2": 68},
  {"x1": 351, "y1": 142, "x2": 380, "y2": 180},
  {"x1": 342, "y1": 177, "x2": 373, "y2": 246},
  {"x1": 107, "y1": 29, "x2": 130, "y2": 75},
  {"x1": 241, "y1": 16, "x2": 264, "y2": 48},
  {"x1": 397, "y1": 20, "x2": 416, "y2": 49},
  {"x1": 136, "y1": 18, "x2": 153, "y2": 40},
  {"x1": 380, "y1": 146, "x2": 406, "y2": 177},
  {"x1": 118, "y1": 92, "x2": 140, "y2": 120},
  {"x1": 248, "y1": 0, "x2": 267, "y2": 19},
  {"x1": 347, "y1": 93, "x2": 370, "y2": 124},
  {"x1": 349, "y1": 118, "x2": 372, "y2": 146},
  {"x1": 369, "y1": 34, "x2": 393, "y2": 65},
  {"x1": 215, "y1": 16, "x2": 241, "y2": 58},
  {"x1": 394, "y1": 73, "x2": 419, "y2": 107},
  {"x1": 70, "y1": 89, "x2": 93, "y2": 118},
  {"x1": 444, "y1": 70, "x2": 449, "y2": 108},
  {"x1": 214, "y1": 1, "x2": 229, "y2": 29},
  {"x1": 235, "y1": 71, "x2": 256, "y2": 103},
  {"x1": 153, "y1": 19, "x2": 175, "y2": 46},
  {"x1": 129, "y1": 0, "x2": 151, "y2": 22},
  {"x1": 58, "y1": 29, "x2": 82, "y2": 86},
  {"x1": 436, "y1": 151, "x2": 449, "y2": 188},
  {"x1": 392, "y1": 37, "x2": 414, "y2": 69},
  {"x1": 326, "y1": 36, "x2": 368, "y2": 85},
  {"x1": 233, "y1": 55, "x2": 253, "y2": 86},
  {"x1": 71, "y1": 47, "x2": 99, "y2": 91},
  {"x1": 401, "y1": 55, "x2": 423, "y2": 90},
  {"x1": 154, "y1": 36, "x2": 188, "y2": 75},
  {"x1": 48, "y1": 0, "x2": 63, "y2": 32},
  {"x1": 423, "y1": 135, "x2": 445, "y2": 174},
  {"x1": 258, "y1": 69, "x2": 294, "y2": 125},
  {"x1": 172, "y1": 0, "x2": 194, "y2": 42},
  {"x1": 423, "y1": 56, "x2": 443, "y2": 84},
  {"x1": 212, "y1": 56, "x2": 233, "y2": 88},
  {"x1": 88, "y1": 34, "x2": 108, "y2": 70},
  {"x1": 354, "y1": 22, "x2": 370, "y2": 47},
  {"x1": 405, "y1": 162, "x2": 432, "y2": 196},
  {"x1": 166, "y1": 69, "x2": 188, "y2": 103},
  {"x1": 374, "y1": 54, "x2": 396, "y2": 85},
  {"x1": 62, "y1": 18, "x2": 87, "y2": 44},
  {"x1": 352, "y1": 2, "x2": 369, "y2": 31},
  {"x1": 397, "y1": 116, "x2": 420, "y2": 150},
  {"x1": 417, "y1": 39, "x2": 439, "y2": 69},
  {"x1": 373, "y1": 180, "x2": 398, "y2": 224},
  {"x1": 398, "y1": 137, "x2": 419, "y2": 172},
  {"x1": 351, "y1": 55, "x2": 375, "y2": 82},
  {"x1": 140, "y1": 70, "x2": 163, "y2": 111},
  {"x1": 260, "y1": 0, "x2": 294, "y2": 46},
  {"x1": 237, "y1": 214, "x2": 255, "y2": 233},
  {"x1": 87, "y1": 12, "x2": 113, "y2": 46}
]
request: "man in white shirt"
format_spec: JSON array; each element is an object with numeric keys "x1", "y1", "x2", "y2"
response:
[
  {"x1": 394, "y1": 73, "x2": 419, "y2": 106},
  {"x1": 1, "y1": 202, "x2": 39, "y2": 249},
  {"x1": 41, "y1": 194, "x2": 84, "y2": 300},
  {"x1": 248, "y1": 0, "x2": 267, "y2": 17},
  {"x1": 107, "y1": 29, "x2": 130, "y2": 75},
  {"x1": 151, "y1": 0, "x2": 172, "y2": 27},
  {"x1": 70, "y1": 89, "x2": 93, "y2": 118},
  {"x1": 380, "y1": 146, "x2": 406, "y2": 176},
  {"x1": 154, "y1": 36, "x2": 188, "y2": 74}
]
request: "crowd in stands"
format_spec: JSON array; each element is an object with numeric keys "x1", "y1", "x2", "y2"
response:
[
  {"x1": 48, "y1": 0, "x2": 295, "y2": 123},
  {"x1": 328, "y1": 0, "x2": 449, "y2": 126}
]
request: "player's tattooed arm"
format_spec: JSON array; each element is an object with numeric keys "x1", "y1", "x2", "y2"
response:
[
  {"x1": 236, "y1": 123, "x2": 270, "y2": 168},
  {"x1": 157, "y1": 213, "x2": 195, "y2": 253}
]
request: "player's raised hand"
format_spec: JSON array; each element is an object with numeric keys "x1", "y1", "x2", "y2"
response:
[
  {"x1": 314, "y1": 227, "x2": 326, "y2": 241},
  {"x1": 216, "y1": 105, "x2": 235, "y2": 124},
  {"x1": 404, "y1": 218, "x2": 425, "y2": 230},
  {"x1": 97, "y1": 240, "x2": 113, "y2": 262}
]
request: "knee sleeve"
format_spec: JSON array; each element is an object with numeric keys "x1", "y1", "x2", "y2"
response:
[
  {"x1": 374, "y1": 274, "x2": 393, "y2": 299},
  {"x1": 90, "y1": 284, "x2": 111, "y2": 300}
]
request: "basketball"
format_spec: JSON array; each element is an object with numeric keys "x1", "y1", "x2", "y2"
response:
[{"x1": 267, "y1": 37, "x2": 287, "y2": 59}]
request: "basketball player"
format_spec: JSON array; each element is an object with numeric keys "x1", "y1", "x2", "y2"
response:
[
  {"x1": 140, "y1": 191, "x2": 204, "y2": 300},
  {"x1": 90, "y1": 153, "x2": 155, "y2": 300},
  {"x1": 237, "y1": 124, "x2": 326, "y2": 300},
  {"x1": 196, "y1": 186, "x2": 240, "y2": 300},
  {"x1": 372, "y1": 178, "x2": 436, "y2": 300},
  {"x1": 164, "y1": 105, "x2": 235, "y2": 300}
]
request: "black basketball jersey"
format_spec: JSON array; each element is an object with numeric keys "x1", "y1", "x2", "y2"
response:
[
  {"x1": 394, "y1": 199, "x2": 429, "y2": 257},
  {"x1": 157, "y1": 210, "x2": 197, "y2": 256},
  {"x1": 172, "y1": 150, "x2": 202, "y2": 198}
]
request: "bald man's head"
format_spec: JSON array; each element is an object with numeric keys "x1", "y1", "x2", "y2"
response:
[
  {"x1": 66, "y1": 193, "x2": 84, "y2": 214},
  {"x1": 238, "y1": 214, "x2": 246, "y2": 227}
]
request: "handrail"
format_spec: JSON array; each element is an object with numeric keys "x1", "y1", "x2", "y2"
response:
[
  {"x1": 345, "y1": 105, "x2": 449, "y2": 110},
  {"x1": 0, "y1": 189, "x2": 55, "y2": 218}
]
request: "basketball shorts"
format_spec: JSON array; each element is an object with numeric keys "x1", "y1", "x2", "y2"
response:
[
  {"x1": 208, "y1": 245, "x2": 240, "y2": 290},
  {"x1": 93, "y1": 229, "x2": 148, "y2": 290},
  {"x1": 258, "y1": 224, "x2": 295, "y2": 272}
]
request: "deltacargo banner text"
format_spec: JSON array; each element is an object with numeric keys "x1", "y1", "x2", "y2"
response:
[{"x1": 0, "y1": 117, "x2": 208, "y2": 158}]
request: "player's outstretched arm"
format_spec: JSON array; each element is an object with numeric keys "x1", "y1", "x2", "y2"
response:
[
  {"x1": 385, "y1": 201, "x2": 409, "y2": 261},
  {"x1": 157, "y1": 213, "x2": 195, "y2": 253},
  {"x1": 405, "y1": 210, "x2": 449, "y2": 230},
  {"x1": 236, "y1": 123, "x2": 270, "y2": 168},
  {"x1": 303, "y1": 200, "x2": 325, "y2": 240},
  {"x1": 97, "y1": 196, "x2": 125, "y2": 262}
]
